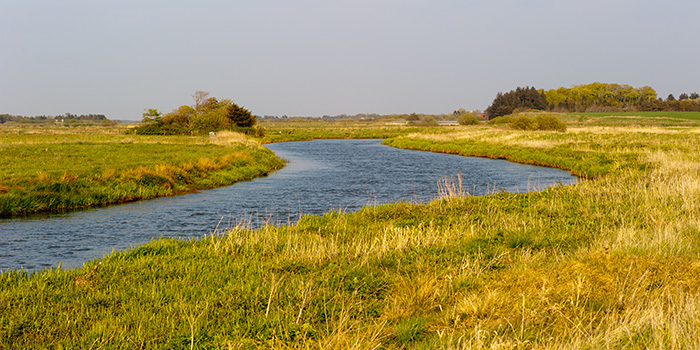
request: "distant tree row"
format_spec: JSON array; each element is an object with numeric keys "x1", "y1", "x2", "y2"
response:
[
  {"x1": 0, "y1": 113, "x2": 108, "y2": 124},
  {"x1": 485, "y1": 83, "x2": 700, "y2": 119},
  {"x1": 136, "y1": 91, "x2": 257, "y2": 135}
]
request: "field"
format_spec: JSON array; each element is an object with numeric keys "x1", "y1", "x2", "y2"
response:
[
  {"x1": 259, "y1": 119, "x2": 428, "y2": 142},
  {"x1": 0, "y1": 127, "x2": 284, "y2": 216},
  {"x1": 561, "y1": 111, "x2": 700, "y2": 128},
  {"x1": 2, "y1": 114, "x2": 700, "y2": 348}
]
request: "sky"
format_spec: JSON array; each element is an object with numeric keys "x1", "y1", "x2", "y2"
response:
[{"x1": 1, "y1": 0, "x2": 699, "y2": 120}]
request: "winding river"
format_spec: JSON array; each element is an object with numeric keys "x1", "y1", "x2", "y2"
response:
[{"x1": 0, "y1": 139, "x2": 577, "y2": 272}]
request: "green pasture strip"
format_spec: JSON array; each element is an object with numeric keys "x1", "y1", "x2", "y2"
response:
[
  {"x1": 259, "y1": 120, "x2": 440, "y2": 143},
  {"x1": 0, "y1": 132, "x2": 208, "y2": 146},
  {"x1": 0, "y1": 139, "x2": 284, "y2": 217},
  {"x1": 570, "y1": 111, "x2": 700, "y2": 120},
  {"x1": 563, "y1": 111, "x2": 700, "y2": 127},
  {"x1": 3, "y1": 127, "x2": 700, "y2": 348}
]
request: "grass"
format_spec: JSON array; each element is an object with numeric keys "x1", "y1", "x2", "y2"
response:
[
  {"x1": 3, "y1": 120, "x2": 700, "y2": 348},
  {"x1": 0, "y1": 129, "x2": 284, "y2": 216},
  {"x1": 571, "y1": 111, "x2": 700, "y2": 121},
  {"x1": 563, "y1": 111, "x2": 700, "y2": 127},
  {"x1": 258, "y1": 119, "x2": 439, "y2": 143}
]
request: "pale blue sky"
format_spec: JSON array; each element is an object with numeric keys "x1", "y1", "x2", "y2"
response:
[{"x1": 1, "y1": 0, "x2": 698, "y2": 120}]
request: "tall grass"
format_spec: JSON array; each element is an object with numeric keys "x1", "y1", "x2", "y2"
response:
[{"x1": 3, "y1": 124, "x2": 700, "y2": 348}]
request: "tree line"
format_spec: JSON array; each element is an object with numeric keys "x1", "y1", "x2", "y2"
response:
[
  {"x1": 135, "y1": 91, "x2": 257, "y2": 135},
  {"x1": 0, "y1": 113, "x2": 108, "y2": 124},
  {"x1": 485, "y1": 83, "x2": 700, "y2": 119}
]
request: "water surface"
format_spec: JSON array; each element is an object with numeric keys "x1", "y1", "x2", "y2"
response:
[{"x1": 0, "y1": 139, "x2": 576, "y2": 271}]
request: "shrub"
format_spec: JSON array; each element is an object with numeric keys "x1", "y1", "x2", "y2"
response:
[
  {"x1": 535, "y1": 114, "x2": 567, "y2": 132},
  {"x1": 488, "y1": 116, "x2": 514, "y2": 125},
  {"x1": 508, "y1": 114, "x2": 567, "y2": 132},
  {"x1": 510, "y1": 115, "x2": 536, "y2": 130},
  {"x1": 457, "y1": 113, "x2": 479, "y2": 125},
  {"x1": 421, "y1": 116, "x2": 438, "y2": 125}
]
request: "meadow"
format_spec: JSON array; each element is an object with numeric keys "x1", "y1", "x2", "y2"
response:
[
  {"x1": 0, "y1": 128, "x2": 284, "y2": 216},
  {"x1": 2, "y1": 114, "x2": 700, "y2": 348},
  {"x1": 259, "y1": 118, "x2": 427, "y2": 142}
]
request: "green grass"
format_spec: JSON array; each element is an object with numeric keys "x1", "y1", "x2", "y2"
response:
[
  {"x1": 258, "y1": 119, "x2": 442, "y2": 143},
  {"x1": 571, "y1": 111, "x2": 700, "y2": 120},
  {"x1": 563, "y1": 111, "x2": 700, "y2": 127},
  {"x1": 0, "y1": 131, "x2": 284, "y2": 216},
  {"x1": 3, "y1": 123, "x2": 700, "y2": 348}
]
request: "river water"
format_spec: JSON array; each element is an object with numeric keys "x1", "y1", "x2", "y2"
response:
[{"x1": 0, "y1": 139, "x2": 576, "y2": 272}]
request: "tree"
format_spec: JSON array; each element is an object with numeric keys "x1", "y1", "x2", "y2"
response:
[
  {"x1": 678, "y1": 93, "x2": 689, "y2": 100},
  {"x1": 485, "y1": 87, "x2": 547, "y2": 119},
  {"x1": 161, "y1": 105, "x2": 196, "y2": 127},
  {"x1": 543, "y1": 83, "x2": 658, "y2": 112},
  {"x1": 667, "y1": 94, "x2": 676, "y2": 101},
  {"x1": 199, "y1": 97, "x2": 219, "y2": 112},
  {"x1": 406, "y1": 113, "x2": 421, "y2": 123},
  {"x1": 191, "y1": 91, "x2": 211, "y2": 112},
  {"x1": 221, "y1": 100, "x2": 256, "y2": 127},
  {"x1": 142, "y1": 108, "x2": 162, "y2": 123},
  {"x1": 135, "y1": 92, "x2": 257, "y2": 134}
]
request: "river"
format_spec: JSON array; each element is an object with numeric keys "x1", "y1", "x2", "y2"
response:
[{"x1": 0, "y1": 139, "x2": 576, "y2": 272}]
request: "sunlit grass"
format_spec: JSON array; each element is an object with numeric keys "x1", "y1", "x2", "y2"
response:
[
  {"x1": 3, "y1": 122, "x2": 700, "y2": 348},
  {"x1": 0, "y1": 130, "x2": 284, "y2": 216}
]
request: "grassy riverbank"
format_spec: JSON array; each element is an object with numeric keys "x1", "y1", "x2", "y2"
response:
[
  {"x1": 0, "y1": 130, "x2": 284, "y2": 216},
  {"x1": 3, "y1": 121, "x2": 700, "y2": 348}
]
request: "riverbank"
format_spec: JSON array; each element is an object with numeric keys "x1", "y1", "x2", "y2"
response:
[
  {"x1": 2, "y1": 123, "x2": 700, "y2": 348},
  {"x1": 0, "y1": 130, "x2": 285, "y2": 217}
]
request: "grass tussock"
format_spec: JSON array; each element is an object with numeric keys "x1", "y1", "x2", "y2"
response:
[{"x1": 3, "y1": 122, "x2": 700, "y2": 348}]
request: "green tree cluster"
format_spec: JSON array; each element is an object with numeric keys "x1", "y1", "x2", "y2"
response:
[
  {"x1": 485, "y1": 87, "x2": 547, "y2": 119},
  {"x1": 136, "y1": 92, "x2": 257, "y2": 135},
  {"x1": 544, "y1": 83, "x2": 657, "y2": 112},
  {"x1": 543, "y1": 83, "x2": 700, "y2": 112},
  {"x1": 484, "y1": 83, "x2": 700, "y2": 118}
]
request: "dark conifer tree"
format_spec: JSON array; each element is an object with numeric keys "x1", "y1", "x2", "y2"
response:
[
  {"x1": 225, "y1": 103, "x2": 256, "y2": 127},
  {"x1": 485, "y1": 86, "x2": 547, "y2": 119}
]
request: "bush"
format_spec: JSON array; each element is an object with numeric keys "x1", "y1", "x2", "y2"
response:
[
  {"x1": 488, "y1": 116, "x2": 514, "y2": 125},
  {"x1": 508, "y1": 115, "x2": 567, "y2": 132},
  {"x1": 510, "y1": 116, "x2": 536, "y2": 130},
  {"x1": 457, "y1": 113, "x2": 479, "y2": 125},
  {"x1": 421, "y1": 116, "x2": 438, "y2": 125},
  {"x1": 534, "y1": 115, "x2": 567, "y2": 132}
]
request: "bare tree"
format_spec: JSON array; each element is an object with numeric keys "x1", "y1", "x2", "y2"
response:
[{"x1": 191, "y1": 91, "x2": 210, "y2": 112}]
